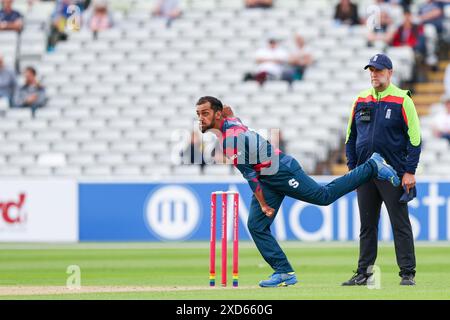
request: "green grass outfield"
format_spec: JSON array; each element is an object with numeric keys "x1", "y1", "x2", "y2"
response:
[{"x1": 0, "y1": 242, "x2": 449, "y2": 300}]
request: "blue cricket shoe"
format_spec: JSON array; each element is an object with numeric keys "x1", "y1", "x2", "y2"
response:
[
  {"x1": 259, "y1": 272, "x2": 297, "y2": 288},
  {"x1": 369, "y1": 153, "x2": 400, "y2": 187}
]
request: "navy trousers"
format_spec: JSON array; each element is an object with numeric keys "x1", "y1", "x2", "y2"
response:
[
  {"x1": 247, "y1": 154, "x2": 377, "y2": 273},
  {"x1": 356, "y1": 179, "x2": 416, "y2": 277}
]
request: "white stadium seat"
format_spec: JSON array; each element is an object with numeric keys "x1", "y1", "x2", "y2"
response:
[
  {"x1": 113, "y1": 165, "x2": 142, "y2": 175},
  {"x1": 36, "y1": 130, "x2": 64, "y2": 142},
  {"x1": 97, "y1": 154, "x2": 125, "y2": 165},
  {"x1": 54, "y1": 166, "x2": 82, "y2": 176},
  {"x1": 66, "y1": 131, "x2": 93, "y2": 142},
  {"x1": 52, "y1": 141, "x2": 79, "y2": 153},
  {"x1": 9, "y1": 155, "x2": 36, "y2": 165},
  {"x1": 0, "y1": 166, "x2": 23, "y2": 176},
  {"x1": 24, "y1": 142, "x2": 51, "y2": 153},
  {"x1": 83, "y1": 166, "x2": 113, "y2": 176}
]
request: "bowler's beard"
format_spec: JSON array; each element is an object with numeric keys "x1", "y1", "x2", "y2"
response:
[{"x1": 200, "y1": 118, "x2": 216, "y2": 133}]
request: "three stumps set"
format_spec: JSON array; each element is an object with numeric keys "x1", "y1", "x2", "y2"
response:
[{"x1": 209, "y1": 191, "x2": 239, "y2": 287}]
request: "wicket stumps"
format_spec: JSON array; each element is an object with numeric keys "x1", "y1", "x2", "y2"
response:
[{"x1": 209, "y1": 191, "x2": 239, "y2": 287}]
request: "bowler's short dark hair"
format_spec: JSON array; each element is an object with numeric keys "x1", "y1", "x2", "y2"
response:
[{"x1": 196, "y1": 96, "x2": 223, "y2": 112}]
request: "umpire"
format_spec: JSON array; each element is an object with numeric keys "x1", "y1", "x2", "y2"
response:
[{"x1": 343, "y1": 54, "x2": 421, "y2": 286}]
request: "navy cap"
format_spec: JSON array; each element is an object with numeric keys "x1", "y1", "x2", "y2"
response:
[{"x1": 364, "y1": 53, "x2": 393, "y2": 70}]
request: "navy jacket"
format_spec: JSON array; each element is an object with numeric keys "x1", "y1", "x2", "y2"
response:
[{"x1": 346, "y1": 83, "x2": 421, "y2": 177}]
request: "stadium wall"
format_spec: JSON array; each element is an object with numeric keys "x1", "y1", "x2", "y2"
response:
[
  {"x1": 1, "y1": 179, "x2": 450, "y2": 242},
  {"x1": 0, "y1": 180, "x2": 78, "y2": 242},
  {"x1": 79, "y1": 179, "x2": 450, "y2": 242}
]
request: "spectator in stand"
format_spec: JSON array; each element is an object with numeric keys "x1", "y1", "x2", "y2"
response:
[
  {"x1": 0, "y1": 0, "x2": 23, "y2": 32},
  {"x1": 334, "y1": 0, "x2": 360, "y2": 26},
  {"x1": 418, "y1": 0, "x2": 445, "y2": 34},
  {"x1": 433, "y1": 95, "x2": 450, "y2": 143},
  {"x1": 47, "y1": 0, "x2": 92, "y2": 51},
  {"x1": 244, "y1": 37, "x2": 289, "y2": 85},
  {"x1": 13, "y1": 66, "x2": 47, "y2": 118},
  {"x1": 384, "y1": 0, "x2": 413, "y2": 11},
  {"x1": 391, "y1": 0, "x2": 413, "y2": 12},
  {"x1": 0, "y1": 53, "x2": 16, "y2": 107},
  {"x1": 47, "y1": 0, "x2": 73, "y2": 52},
  {"x1": 152, "y1": 0, "x2": 182, "y2": 27},
  {"x1": 418, "y1": 0, "x2": 443, "y2": 69},
  {"x1": 245, "y1": 0, "x2": 273, "y2": 9},
  {"x1": 388, "y1": 10, "x2": 427, "y2": 61},
  {"x1": 84, "y1": 0, "x2": 114, "y2": 36},
  {"x1": 285, "y1": 34, "x2": 314, "y2": 82},
  {"x1": 75, "y1": 0, "x2": 91, "y2": 11}
]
